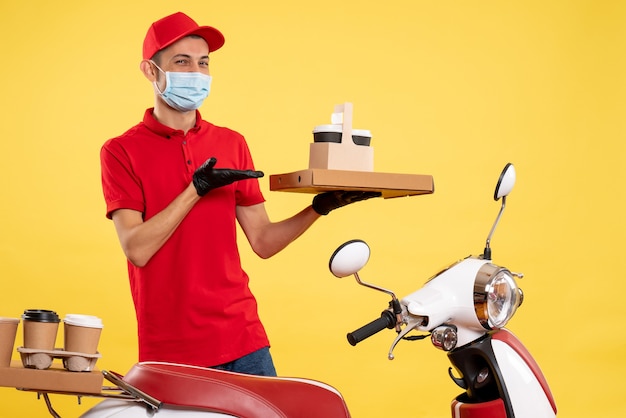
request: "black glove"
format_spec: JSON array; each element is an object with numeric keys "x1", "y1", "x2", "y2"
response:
[
  {"x1": 192, "y1": 157, "x2": 264, "y2": 196},
  {"x1": 312, "y1": 190, "x2": 382, "y2": 215}
]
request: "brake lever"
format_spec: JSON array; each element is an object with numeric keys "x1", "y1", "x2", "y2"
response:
[{"x1": 387, "y1": 315, "x2": 425, "y2": 360}]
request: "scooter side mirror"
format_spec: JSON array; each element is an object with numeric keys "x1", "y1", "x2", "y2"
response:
[
  {"x1": 329, "y1": 240, "x2": 370, "y2": 278},
  {"x1": 484, "y1": 163, "x2": 516, "y2": 260},
  {"x1": 494, "y1": 163, "x2": 516, "y2": 201}
]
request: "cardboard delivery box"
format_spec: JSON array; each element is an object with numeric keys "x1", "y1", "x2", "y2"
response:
[
  {"x1": 270, "y1": 168, "x2": 434, "y2": 198},
  {"x1": 0, "y1": 360, "x2": 103, "y2": 394}
]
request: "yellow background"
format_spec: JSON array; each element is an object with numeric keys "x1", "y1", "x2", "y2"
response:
[{"x1": 1, "y1": 1, "x2": 625, "y2": 417}]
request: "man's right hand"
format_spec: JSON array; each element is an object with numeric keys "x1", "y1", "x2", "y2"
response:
[
  {"x1": 192, "y1": 157, "x2": 264, "y2": 196},
  {"x1": 312, "y1": 190, "x2": 382, "y2": 215}
]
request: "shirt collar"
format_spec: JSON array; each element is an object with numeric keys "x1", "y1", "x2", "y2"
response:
[{"x1": 143, "y1": 108, "x2": 203, "y2": 138}]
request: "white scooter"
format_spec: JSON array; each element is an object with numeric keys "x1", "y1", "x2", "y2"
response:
[
  {"x1": 56, "y1": 163, "x2": 554, "y2": 417},
  {"x1": 327, "y1": 163, "x2": 557, "y2": 417}
]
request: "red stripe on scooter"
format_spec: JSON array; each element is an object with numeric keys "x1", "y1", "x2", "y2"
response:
[{"x1": 451, "y1": 398, "x2": 507, "y2": 418}]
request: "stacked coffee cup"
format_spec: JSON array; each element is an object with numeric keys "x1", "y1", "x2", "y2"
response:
[
  {"x1": 62, "y1": 314, "x2": 104, "y2": 371},
  {"x1": 20, "y1": 309, "x2": 61, "y2": 369},
  {"x1": 0, "y1": 317, "x2": 20, "y2": 368}
]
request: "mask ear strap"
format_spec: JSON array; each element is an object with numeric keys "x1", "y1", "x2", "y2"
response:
[{"x1": 149, "y1": 61, "x2": 167, "y2": 94}]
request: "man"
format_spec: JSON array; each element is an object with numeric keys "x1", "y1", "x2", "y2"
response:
[{"x1": 100, "y1": 12, "x2": 379, "y2": 376}]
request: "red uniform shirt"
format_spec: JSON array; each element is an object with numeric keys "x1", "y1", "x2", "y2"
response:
[{"x1": 101, "y1": 108, "x2": 269, "y2": 367}]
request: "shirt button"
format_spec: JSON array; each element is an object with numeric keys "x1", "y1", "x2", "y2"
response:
[
  {"x1": 182, "y1": 141, "x2": 187, "y2": 145},
  {"x1": 187, "y1": 160, "x2": 192, "y2": 165}
]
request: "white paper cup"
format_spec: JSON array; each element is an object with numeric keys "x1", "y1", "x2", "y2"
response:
[
  {"x1": 0, "y1": 318, "x2": 20, "y2": 367},
  {"x1": 63, "y1": 314, "x2": 103, "y2": 354}
]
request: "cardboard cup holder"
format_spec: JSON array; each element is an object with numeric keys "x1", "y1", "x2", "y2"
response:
[
  {"x1": 5, "y1": 310, "x2": 104, "y2": 372},
  {"x1": 309, "y1": 103, "x2": 374, "y2": 172},
  {"x1": 17, "y1": 347, "x2": 101, "y2": 372}
]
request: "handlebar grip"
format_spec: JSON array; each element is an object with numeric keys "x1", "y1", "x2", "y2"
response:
[{"x1": 347, "y1": 310, "x2": 396, "y2": 346}]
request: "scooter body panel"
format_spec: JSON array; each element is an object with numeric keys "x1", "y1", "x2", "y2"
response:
[
  {"x1": 403, "y1": 257, "x2": 490, "y2": 346},
  {"x1": 80, "y1": 400, "x2": 232, "y2": 417},
  {"x1": 448, "y1": 329, "x2": 556, "y2": 418},
  {"x1": 492, "y1": 330, "x2": 557, "y2": 417}
]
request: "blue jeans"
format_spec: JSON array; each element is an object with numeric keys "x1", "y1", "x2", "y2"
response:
[{"x1": 211, "y1": 346, "x2": 277, "y2": 376}]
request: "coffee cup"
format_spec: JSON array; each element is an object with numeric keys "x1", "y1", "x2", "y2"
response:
[
  {"x1": 0, "y1": 318, "x2": 20, "y2": 367},
  {"x1": 22, "y1": 309, "x2": 60, "y2": 351},
  {"x1": 63, "y1": 314, "x2": 103, "y2": 354}
]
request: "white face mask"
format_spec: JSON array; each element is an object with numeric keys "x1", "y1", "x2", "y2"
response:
[{"x1": 151, "y1": 61, "x2": 212, "y2": 112}]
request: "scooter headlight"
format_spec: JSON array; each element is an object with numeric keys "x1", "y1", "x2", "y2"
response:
[{"x1": 474, "y1": 264, "x2": 522, "y2": 329}]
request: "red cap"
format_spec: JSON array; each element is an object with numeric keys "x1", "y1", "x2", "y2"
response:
[{"x1": 142, "y1": 12, "x2": 225, "y2": 60}]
